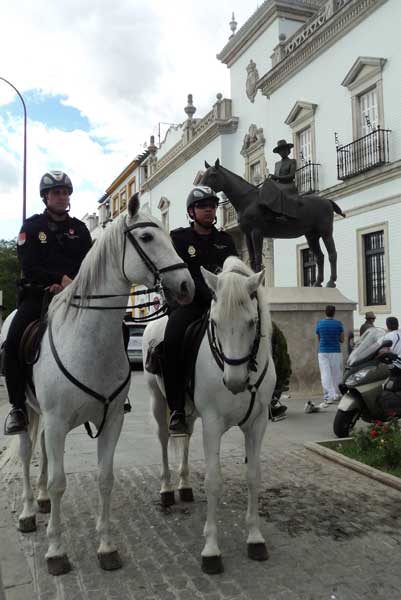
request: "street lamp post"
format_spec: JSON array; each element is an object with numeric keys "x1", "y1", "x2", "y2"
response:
[{"x1": 0, "y1": 77, "x2": 27, "y2": 223}]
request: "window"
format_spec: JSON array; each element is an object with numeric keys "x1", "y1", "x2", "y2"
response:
[
  {"x1": 298, "y1": 127, "x2": 312, "y2": 163},
  {"x1": 357, "y1": 223, "x2": 390, "y2": 314},
  {"x1": 120, "y1": 189, "x2": 127, "y2": 211},
  {"x1": 359, "y1": 88, "x2": 378, "y2": 136},
  {"x1": 112, "y1": 195, "x2": 119, "y2": 217},
  {"x1": 250, "y1": 161, "x2": 262, "y2": 185},
  {"x1": 128, "y1": 178, "x2": 136, "y2": 198},
  {"x1": 363, "y1": 231, "x2": 385, "y2": 306},
  {"x1": 301, "y1": 248, "x2": 317, "y2": 287},
  {"x1": 341, "y1": 57, "x2": 386, "y2": 140}
]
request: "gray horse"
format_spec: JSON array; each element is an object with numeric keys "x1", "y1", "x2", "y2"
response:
[{"x1": 201, "y1": 160, "x2": 345, "y2": 287}]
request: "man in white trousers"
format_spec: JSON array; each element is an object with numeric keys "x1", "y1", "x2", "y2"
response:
[{"x1": 315, "y1": 304, "x2": 344, "y2": 408}]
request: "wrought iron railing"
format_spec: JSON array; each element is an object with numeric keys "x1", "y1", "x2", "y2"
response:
[
  {"x1": 336, "y1": 127, "x2": 391, "y2": 180},
  {"x1": 295, "y1": 161, "x2": 320, "y2": 194}
]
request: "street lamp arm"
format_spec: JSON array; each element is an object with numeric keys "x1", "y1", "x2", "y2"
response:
[{"x1": 0, "y1": 77, "x2": 27, "y2": 223}]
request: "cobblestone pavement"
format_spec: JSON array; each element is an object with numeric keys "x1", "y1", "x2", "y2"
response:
[{"x1": 1, "y1": 377, "x2": 401, "y2": 599}]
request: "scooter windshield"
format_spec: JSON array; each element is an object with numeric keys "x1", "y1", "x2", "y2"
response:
[{"x1": 348, "y1": 327, "x2": 386, "y2": 366}]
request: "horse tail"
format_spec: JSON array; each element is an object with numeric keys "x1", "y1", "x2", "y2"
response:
[
  {"x1": 0, "y1": 405, "x2": 41, "y2": 472},
  {"x1": 330, "y1": 200, "x2": 346, "y2": 218}
]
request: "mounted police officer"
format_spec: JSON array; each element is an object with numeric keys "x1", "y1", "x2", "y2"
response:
[
  {"x1": 164, "y1": 186, "x2": 237, "y2": 435},
  {"x1": 4, "y1": 170, "x2": 92, "y2": 435}
]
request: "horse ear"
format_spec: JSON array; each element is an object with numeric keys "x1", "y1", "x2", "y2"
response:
[
  {"x1": 215, "y1": 158, "x2": 220, "y2": 168},
  {"x1": 201, "y1": 266, "x2": 218, "y2": 293},
  {"x1": 128, "y1": 192, "x2": 140, "y2": 218},
  {"x1": 205, "y1": 160, "x2": 211, "y2": 169},
  {"x1": 247, "y1": 269, "x2": 265, "y2": 296}
]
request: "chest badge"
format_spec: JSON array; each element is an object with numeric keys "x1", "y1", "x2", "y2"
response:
[
  {"x1": 187, "y1": 245, "x2": 196, "y2": 257},
  {"x1": 69, "y1": 228, "x2": 75, "y2": 235},
  {"x1": 38, "y1": 231, "x2": 47, "y2": 243}
]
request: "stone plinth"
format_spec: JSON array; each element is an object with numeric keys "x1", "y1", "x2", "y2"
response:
[{"x1": 268, "y1": 287, "x2": 356, "y2": 396}]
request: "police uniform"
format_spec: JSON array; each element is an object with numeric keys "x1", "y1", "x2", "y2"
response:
[
  {"x1": 163, "y1": 224, "x2": 237, "y2": 414},
  {"x1": 5, "y1": 210, "x2": 92, "y2": 410}
]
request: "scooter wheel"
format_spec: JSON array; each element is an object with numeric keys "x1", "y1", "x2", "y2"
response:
[{"x1": 333, "y1": 409, "x2": 359, "y2": 438}]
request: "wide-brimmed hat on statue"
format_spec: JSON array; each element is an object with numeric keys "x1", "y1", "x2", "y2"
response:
[{"x1": 273, "y1": 139, "x2": 294, "y2": 153}]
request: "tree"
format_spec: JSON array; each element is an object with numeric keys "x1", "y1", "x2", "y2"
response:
[{"x1": 0, "y1": 239, "x2": 19, "y2": 318}]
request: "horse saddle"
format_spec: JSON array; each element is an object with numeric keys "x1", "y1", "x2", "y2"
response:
[
  {"x1": 145, "y1": 313, "x2": 209, "y2": 398},
  {"x1": 259, "y1": 180, "x2": 299, "y2": 220},
  {"x1": 19, "y1": 319, "x2": 47, "y2": 366}
]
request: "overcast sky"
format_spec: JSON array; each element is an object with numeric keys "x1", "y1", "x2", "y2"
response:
[{"x1": 0, "y1": 0, "x2": 260, "y2": 239}]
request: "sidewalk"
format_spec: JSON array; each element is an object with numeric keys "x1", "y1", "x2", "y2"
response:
[{"x1": 1, "y1": 375, "x2": 401, "y2": 599}]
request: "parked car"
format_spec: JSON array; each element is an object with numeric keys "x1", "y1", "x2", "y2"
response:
[{"x1": 126, "y1": 323, "x2": 146, "y2": 367}]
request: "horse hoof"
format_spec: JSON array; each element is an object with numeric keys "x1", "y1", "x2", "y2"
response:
[
  {"x1": 201, "y1": 555, "x2": 224, "y2": 575},
  {"x1": 247, "y1": 542, "x2": 269, "y2": 561},
  {"x1": 98, "y1": 550, "x2": 122, "y2": 571},
  {"x1": 18, "y1": 515, "x2": 36, "y2": 533},
  {"x1": 160, "y1": 491, "x2": 175, "y2": 507},
  {"x1": 47, "y1": 555, "x2": 71, "y2": 576},
  {"x1": 37, "y1": 499, "x2": 51, "y2": 513},
  {"x1": 179, "y1": 488, "x2": 194, "y2": 502},
  {"x1": 326, "y1": 281, "x2": 336, "y2": 288}
]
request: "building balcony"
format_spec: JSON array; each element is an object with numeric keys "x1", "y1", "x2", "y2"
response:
[
  {"x1": 295, "y1": 161, "x2": 320, "y2": 194},
  {"x1": 336, "y1": 127, "x2": 391, "y2": 181}
]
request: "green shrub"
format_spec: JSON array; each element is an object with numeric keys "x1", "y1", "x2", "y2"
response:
[{"x1": 353, "y1": 415, "x2": 401, "y2": 469}]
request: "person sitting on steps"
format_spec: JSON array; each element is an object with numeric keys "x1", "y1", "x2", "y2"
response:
[
  {"x1": 163, "y1": 186, "x2": 238, "y2": 436},
  {"x1": 3, "y1": 171, "x2": 92, "y2": 435}
]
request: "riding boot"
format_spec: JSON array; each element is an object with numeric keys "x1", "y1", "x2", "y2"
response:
[
  {"x1": 4, "y1": 407, "x2": 28, "y2": 435},
  {"x1": 169, "y1": 410, "x2": 189, "y2": 436}
]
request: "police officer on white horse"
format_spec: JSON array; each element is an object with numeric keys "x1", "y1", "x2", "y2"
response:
[
  {"x1": 164, "y1": 186, "x2": 237, "y2": 435},
  {"x1": 4, "y1": 170, "x2": 92, "y2": 435}
]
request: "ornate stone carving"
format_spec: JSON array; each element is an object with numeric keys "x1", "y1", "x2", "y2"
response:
[
  {"x1": 241, "y1": 124, "x2": 265, "y2": 156},
  {"x1": 246, "y1": 60, "x2": 259, "y2": 103}
]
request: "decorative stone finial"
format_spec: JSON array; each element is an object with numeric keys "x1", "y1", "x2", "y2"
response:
[
  {"x1": 216, "y1": 93, "x2": 223, "y2": 101},
  {"x1": 184, "y1": 94, "x2": 196, "y2": 120},
  {"x1": 229, "y1": 12, "x2": 237, "y2": 38},
  {"x1": 148, "y1": 135, "x2": 157, "y2": 155},
  {"x1": 278, "y1": 33, "x2": 286, "y2": 43}
]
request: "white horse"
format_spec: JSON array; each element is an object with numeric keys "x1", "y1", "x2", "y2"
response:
[
  {"x1": 2, "y1": 194, "x2": 194, "y2": 576},
  {"x1": 143, "y1": 256, "x2": 276, "y2": 574}
]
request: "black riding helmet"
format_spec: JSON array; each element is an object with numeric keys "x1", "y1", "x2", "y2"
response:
[
  {"x1": 39, "y1": 170, "x2": 73, "y2": 203},
  {"x1": 186, "y1": 186, "x2": 219, "y2": 213}
]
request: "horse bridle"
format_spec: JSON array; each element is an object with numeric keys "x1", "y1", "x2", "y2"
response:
[
  {"x1": 207, "y1": 302, "x2": 261, "y2": 373},
  {"x1": 206, "y1": 274, "x2": 268, "y2": 427},
  {"x1": 71, "y1": 219, "x2": 189, "y2": 318},
  {"x1": 122, "y1": 220, "x2": 188, "y2": 285}
]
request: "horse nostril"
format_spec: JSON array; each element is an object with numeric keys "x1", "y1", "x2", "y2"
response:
[{"x1": 180, "y1": 281, "x2": 188, "y2": 294}]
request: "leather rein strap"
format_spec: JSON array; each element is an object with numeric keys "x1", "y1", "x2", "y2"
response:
[
  {"x1": 48, "y1": 319, "x2": 131, "y2": 438},
  {"x1": 206, "y1": 296, "x2": 268, "y2": 427}
]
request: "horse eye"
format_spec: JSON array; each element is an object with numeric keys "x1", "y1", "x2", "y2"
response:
[{"x1": 140, "y1": 232, "x2": 153, "y2": 242}]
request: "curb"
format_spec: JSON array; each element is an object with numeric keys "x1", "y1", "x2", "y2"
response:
[{"x1": 305, "y1": 440, "x2": 401, "y2": 493}]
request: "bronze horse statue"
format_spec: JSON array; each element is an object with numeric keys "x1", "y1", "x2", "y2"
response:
[{"x1": 201, "y1": 160, "x2": 345, "y2": 287}]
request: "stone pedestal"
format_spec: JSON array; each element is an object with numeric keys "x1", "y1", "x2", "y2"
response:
[{"x1": 268, "y1": 288, "x2": 356, "y2": 396}]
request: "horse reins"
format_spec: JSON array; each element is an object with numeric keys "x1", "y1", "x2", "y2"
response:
[
  {"x1": 48, "y1": 218, "x2": 189, "y2": 437},
  {"x1": 206, "y1": 278, "x2": 268, "y2": 427}
]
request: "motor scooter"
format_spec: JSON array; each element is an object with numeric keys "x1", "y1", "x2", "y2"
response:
[{"x1": 333, "y1": 327, "x2": 401, "y2": 437}]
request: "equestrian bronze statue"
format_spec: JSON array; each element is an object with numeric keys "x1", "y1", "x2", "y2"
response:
[{"x1": 201, "y1": 159, "x2": 345, "y2": 287}]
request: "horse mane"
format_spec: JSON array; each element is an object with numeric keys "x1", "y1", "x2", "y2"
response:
[
  {"x1": 48, "y1": 210, "x2": 158, "y2": 321},
  {"x1": 218, "y1": 165, "x2": 257, "y2": 190},
  {"x1": 217, "y1": 257, "x2": 272, "y2": 339}
]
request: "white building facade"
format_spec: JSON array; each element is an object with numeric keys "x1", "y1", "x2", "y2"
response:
[{"x1": 98, "y1": 0, "x2": 401, "y2": 331}]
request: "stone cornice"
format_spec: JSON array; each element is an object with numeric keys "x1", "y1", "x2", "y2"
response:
[
  {"x1": 258, "y1": 0, "x2": 387, "y2": 97},
  {"x1": 217, "y1": 0, "x2": 319, "y2": 67},
  {"x1": 143, "y1": 117, "x2": 239, "y2": 191},
  {"x1": 320, "y1": 159, "x2": 401, "y2": 200}
]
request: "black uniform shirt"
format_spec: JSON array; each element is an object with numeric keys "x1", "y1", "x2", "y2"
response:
[
  {"x1": 171, "y1": 225, "x2": 237, "y2": 308},
  {"x1": 17, "y1": 210, "x2": 92, "y2": 287}
]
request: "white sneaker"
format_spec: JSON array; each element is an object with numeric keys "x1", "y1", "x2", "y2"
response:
[
  {"x1": 318, "y1": 400, "x2": 333, "y2": 408},
  {"x1": 304, "y1": 401, "x2": 320, "y2": 413}
]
